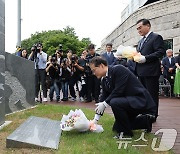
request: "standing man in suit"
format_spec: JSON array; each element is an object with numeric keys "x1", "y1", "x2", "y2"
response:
[
  {"x1": 136, "y1": 19, "x2": 165, "y2": 121},
  {"x1": 101, "y1": 43, "x2": 117, "y2": 66},
  {"x1": 162, "y1": 49, "x2": 176, "y2": 96},
  {"x1": 90, "y1": 57, "x2": 156, "y2": 137}
]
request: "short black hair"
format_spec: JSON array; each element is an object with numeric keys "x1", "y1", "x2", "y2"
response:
[
  {"x1": 87, "y1": 44, "x2": 95, "y2": 50},
  {"x1": 106, "y1": 43, "x2": 113, "y2": 48},
  {"x1": 136, "y1": 19, "x2": 151, "y2": 27},
  {"x1": 89, "y1": 56, "x2": 107, "y2": 67}
]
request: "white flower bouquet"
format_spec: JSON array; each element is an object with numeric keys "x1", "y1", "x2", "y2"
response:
[
  {"x1": 60, "y1": 109, "x2": 104, "y2": 133},
  {"x1": 114, "y1": 45, "x2": 142, "y2": 62}
]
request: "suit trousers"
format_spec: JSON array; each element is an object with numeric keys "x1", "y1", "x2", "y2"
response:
[
  {"x1": 139, "y1": 76, "x2": 159, "y2": 117},
  {"x1": 110, "y1": 97, "x2": 154, "y2": 136}
]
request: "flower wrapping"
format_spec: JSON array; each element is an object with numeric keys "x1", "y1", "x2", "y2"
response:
[
  {"x1": 114, "y1": 45, "x2": 142, "y2": 62},
  {"x1": 60, "y1": 109, "x2": 104, "y2": 133}
]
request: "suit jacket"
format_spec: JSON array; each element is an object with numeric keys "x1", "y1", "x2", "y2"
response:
[
  {"x1": 100, "y1": 65, "x2": 156, "y2": 110},
  {"x1": 162, "y1": 57, "x2": 176, "y2": 77},
  {"x1": 136, "y1": 32, "x2": 165, "y2": 76},
  {"x1": 101, "y1": 52, "x2": 117, "y2": 66}
]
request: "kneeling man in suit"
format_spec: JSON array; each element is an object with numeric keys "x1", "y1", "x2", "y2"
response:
[{"x1": 90, "y1": 56, "x2": 156, "y2": 137}]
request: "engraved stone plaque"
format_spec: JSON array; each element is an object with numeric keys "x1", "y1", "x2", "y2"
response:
[
  {"x1": 6, "y1": 116, "x2": 62, "y2": 149},
  {"x1": 0, "y1": 0, "x2": 5, "y2": 126}
]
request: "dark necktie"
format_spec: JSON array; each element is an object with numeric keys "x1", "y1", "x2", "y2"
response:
[
  {"x1": 103, "y1": 76, "x2": 110, "y2": 90},
  {"x1": 140, "y1": 36, "x2": 146, "y2": 49}
]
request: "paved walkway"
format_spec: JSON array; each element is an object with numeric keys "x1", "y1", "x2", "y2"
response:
[{"x1": 46, "y1": 97, "x2": 180, "y2": 153}]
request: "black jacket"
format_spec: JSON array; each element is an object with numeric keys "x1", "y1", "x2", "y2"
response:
[
  {"x1": 136, "y1": 32, "x2": 165, "y2": 76},
  {"x1": 100, "y1": 65, "x2": 156, "y2": 110}
]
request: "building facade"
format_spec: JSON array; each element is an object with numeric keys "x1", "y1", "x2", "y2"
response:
[{"x1": 101, "y1": 0, "x2": 180, "y2": 55}]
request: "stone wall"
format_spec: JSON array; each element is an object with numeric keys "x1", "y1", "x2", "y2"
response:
[
  {"x1": 5, "y1": 53, "x2": 36, "y2": 114},
  {"x1": 0, "y1": 0, "x2": 5, "y2": 125},
  {"x1": 101, "y1": 0, "x2": 180, "y2": 55}
]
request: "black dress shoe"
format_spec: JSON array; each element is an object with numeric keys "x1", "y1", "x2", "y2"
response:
[
  {"x1": 146, "y1": 114, "x2": 156, "y2": 123},
  {"x1": 136, "y1": 114, "x2": 155, "y2": 133},
  {"x1": 146, "y1": 116, "x2": 152, "y2": 133}
]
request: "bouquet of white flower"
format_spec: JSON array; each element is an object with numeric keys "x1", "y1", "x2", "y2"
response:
[
  {"x1": 60, "y1": 109, "x2": 104, "y2": 133},
  {"x1": 114, "y1": 45, "x2": 142, "y2": 62}
]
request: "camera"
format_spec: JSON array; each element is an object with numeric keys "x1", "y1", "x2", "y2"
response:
[
  {"x1": 50, "y1": 57, "x2": 57, "y2": 67},
  {"x1": 62, "y1": 58, "x2": 67, "y2": 66},
  {"x1": 71, "y1": 56, "x2": 76, "y2": 64},
  {"x1": 59, "y1": 44, "x2": 62, "y2": 49},
  {"x1": 31, "y1": 42, "x2": 42, "y2": 54},
  {"x1": 58, "y1": 44, "x2": 63, "y2": 54}
]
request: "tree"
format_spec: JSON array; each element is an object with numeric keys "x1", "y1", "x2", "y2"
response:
[
  {"x1": 21, "y1": 27, "x2": 93, "y2": 56},
  {"x1": 63, "y1": 26, "x2": 77, "y2": 38}
]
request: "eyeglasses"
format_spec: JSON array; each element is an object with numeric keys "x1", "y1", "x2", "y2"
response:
[{"x1": 91, "y1": 67, "x2": 99, "y2": 74}]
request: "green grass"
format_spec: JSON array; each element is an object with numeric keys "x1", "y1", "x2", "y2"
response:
[{"x1": 0, "y1": 104, "x2": 173, "y2": 154}]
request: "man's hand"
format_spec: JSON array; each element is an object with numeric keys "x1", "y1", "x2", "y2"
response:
[
  {"x1": 168, "y1": 68, "x2": 173, "y2": 73},
  {"x1": 73, "y1": 62, "x2": 78, "y2": 67},
  {"x1": 95, "y1": 101, "x2": 108, "y2": 115},
  {"x1": 92, "y1": 119, "x2": 98, "y2": 124},
  {"x1": 137, "y1": 55, "x2": 146, "y2": 63},
  {"x1": 92, "y1": 114, "x2": 102, "y2": 124}
]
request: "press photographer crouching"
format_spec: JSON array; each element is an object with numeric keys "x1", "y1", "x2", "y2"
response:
[
  {"x1": 69, "y1": 54, "x2": 85, "y2": 101},
  {"x1": 46, "y1": 57, "x2": 61, "y2": 102},
  {"x1": 29, "y1": 43, "x2": 48, "y2": 102}
]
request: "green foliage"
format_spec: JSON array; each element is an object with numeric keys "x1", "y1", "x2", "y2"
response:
[{"x1": 21, "y1": 26, "x2": 92, "y2": 56}]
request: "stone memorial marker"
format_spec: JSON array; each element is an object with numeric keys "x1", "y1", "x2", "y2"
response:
[
  {"x1": 6, "y1": 116, "x2": 62, "y2": 149},
  {"x1": 0, "y1": 0, "x2": 5, "y2": 126}
]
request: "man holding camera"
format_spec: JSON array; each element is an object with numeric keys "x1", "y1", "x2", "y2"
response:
[
  {"x1": 29, "y1": 43, "x2": 48, "y2": 102},
  {"x1": 46, "y1": 57, "x2": 61, "y2": 102},
  {"x1": 69, "y1": 54, "x2": 85, "y2": 101},
  {"x1": 85, "y1": 44, "x2": 100, "y2": 103}
]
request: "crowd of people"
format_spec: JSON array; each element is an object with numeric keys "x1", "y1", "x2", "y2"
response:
[
  {"x1": 16, "y1": 41, "x2": 180, "y2": 104},
  {"x1": 161, "y1": 49, "x2": 180, "y2": 97},
  {"x1": 16, "y1": 43, "x2": 128, "y2": 103}
]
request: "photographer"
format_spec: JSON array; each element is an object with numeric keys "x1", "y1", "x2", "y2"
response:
[
  {"x1": 85, "y1": 44, "x2": 100, "y2": 103},
  {"x1": 53, "y1": 44, "x2": 64, "y2": 65},
  {"x1": 69, "y1": 54, "x2": 85, "y2": 101},
  {"x1": 46, "y1": 57, "x2": 61, "y2": 102},
  {"x1": 29, "y1": 43, "x2": 48, "y2": 102},
  {"x1": 79, "y1": 50, "x2": 88, "y2": 101},
  {"x1": 60, "y1": 58, "x2": 71, "y2": 101}
]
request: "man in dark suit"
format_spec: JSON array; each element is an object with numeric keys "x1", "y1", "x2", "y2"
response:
[
  {"x1": 162, "y1": 49, "x2": 176, "y2": 96},
  {"x1": 101, "y1": 43, "x2": 117, "y2": 66},
  {"x1": 136, "y1": 19, "x2": 165, "y2": 121},
  {"x1": 90, "y1": 57, "x2": 156, "y2": 137}
]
